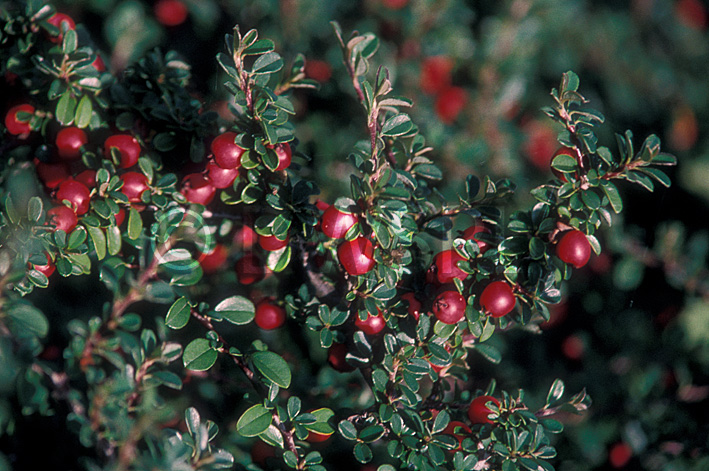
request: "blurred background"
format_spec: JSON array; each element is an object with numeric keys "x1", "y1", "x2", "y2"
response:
[{"x1": 7, "y1": 0, "x2": 709, "y2": 469}]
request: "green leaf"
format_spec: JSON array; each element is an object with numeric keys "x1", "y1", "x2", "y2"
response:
[
  {"x1": 252, "y1": 52, "x2": 284, "y2": 75},
  {"x1": 236, "y1": 404, "x2": 272, "y2": 437},
  {"x1": 75, "y1": 95, "x2": 93, "y2": 129},
  {"x1": 338, "y1": 420, "x2": 358, "y2": 440},
  {"x1": 166, "y1": 297, "x2": 191, "y2": 330},
  {"x1": 56, "y1": 91, "x2": 77, "y2": 126},
  {"x1": 551, "y1": 152, "x2": 576, "y2": 173},
  {"x1": 474, "y1": 343, "x2": 501, "y2": 364},
  {"x1": 9, "y1": 303, "x2": 48, "y2": 338},
  {"x1": 546, "y1": 379, "x2": 565, "y2": 404},
  {"x1": 252, "y1": 351, "x2": 291, "y2": 388},
  {"x1": 601, "y1": 182, "x2": 623, "y2": 214},
  {"x1": 151, "y1": 370, "x2": 183, "y2": 390},
  {"x1": 127, "y1": 207, "x2": 142, "y2": 240},
  {"x1": 182, "y1": 338, "x2": 218, "y2": 371},
  {"x1": 214, "y1": 295, "x2": 255, "y2": 325},
  {"x1": 106, "y1": 225, "x2": 122, "y2": 256},
  {"x1": 381, "y1": 114, "x2": 413, "y2": 137},
  {"x1": 354, "y1": 442, "x2": 373, "y2": 463},
  {"x1": 27, "y1": 196, "x2": 43, "y2": 222},
  {"x1": 87, "y1": 226, "x2": 107, "y2": 261}
]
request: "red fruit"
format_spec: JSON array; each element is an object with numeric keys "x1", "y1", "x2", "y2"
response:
[
  {"x1": 354, "y1": 310, "x2": 386, "y2": 336},
  {"x1": 522, "y1": 120, "x2": 558, "y2": 170},
  {"x1": 32, "y1": 255, "x2": 56, "y2": 277},
  {"x1": 315, "y1": 199, "x2": 330, "y2": 212},
  {"x1": 154, "y1": 0, "x2": 189, "y2": 26},
  {"x1": 430, "y1": 249, "x2": 468, "y2": 285},
  {"x1": 382, "y1": 0, "x2": 409, "y2": 10},
  {"x1": 337, "y1": 237, "x2": 375, "y2": 276},
  {"x1": 435, "y1": 87, "x2": 467, "y2": 124},
  {"x1": 609, "y1": 442, "x2": 633, "y2": 468},
  {"x1": 258, "y1": 233, "x2": 289, "y2": 252},
  {"x1": 432, "y1": 290, "x2": 467, "y2": 325},
  {"x1": 401, "y1": 292, "x2": 422, "y2": 320},
  {"x1": 211, "y1": 132, "x2": 244, "y2": 169},
  {"x1": 327, "y1": 343, "x2": 355, "y2": 372},
  {"x1": 480, "y1": 281, "x2": 516, "y2": 318},
  {"x1": 198, "y1": 244, "x2": 229, "y2": 274},
  {"x1": 234, "y1": 224, "x2": 257, "y2": 250},
  {"x1": 56, "y1": 127, "x2": 87, "y2": 161},
  {"x1": 467, "y1": 395, "x2": 500, "y2": 425},
  {"x1": 120, "y1": 171, "x2": 149, "y2": 203},
  {"x1": 675, "y1": 0, "x2": 707, "y2": 30},
  {"x1": 420, "y1": 56, "x2": 453, "y2": 95},
  {"x1": 250, "y1": 440, "x2": 275, "y2": 467},
  {"x1": 254, "y1": 298, "x2": 286, "y2": 330},
  {"x1": 305, "y1": 59, "x2": 332, "y2": 83},
  {"x1": 56, "y1": 180, "x2": 91, "y2": 215},
  {"x1": 46, "y1": 13, "x2": 75, "y2": 43},
  {"x1": 114, "y1": 208, "x2": 126, "y2": 226},
  {"x1": 267, "y1": 142, "x2": 292, "y2": 171},
  {"x1": 182, "y1": 173, "x2": 216, "y2": 205},
  {"x1": 462, "y1": 224, "x2": 491, "y2": 254},
  {"x1": 442, "y1": 421, "x2": 472, "y2": 450},
  {"x1": 92, "y1": 54, "x2": 106, "y2": 72},
  {"x1": 47, "y1": 205, "x2": 78, "y2": 233},
  {"x1": 306, "y1": 430, "x2": 332, "y2": 443},
  {"x1": 34, "y1": 159, "x2": 70, "y2": 188},
  {"x1": 235, "y1": 253, "x2": 265, "y2": 285},
  {"x1": 5, "y1": 104, "x2": 34, "y2": 136},
  {"x1": 562, "y1": 334, "x2": 585, "y2": 361},
  {"x1": 556, "y1": 230, "x2": 591, "y2": 269},
  {"x1": 104, "y1": 134, "x2": 141, "y2": 168},
  {"x1": 321, "y1": 206, "x2": 358, "y2": 239},
  {"x1": 205, "y1": 159, "x2": 239, "y2": 188}
]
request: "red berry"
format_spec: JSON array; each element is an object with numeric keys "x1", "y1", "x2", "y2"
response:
[
  {"x1": 211, "y1": 132, "x2": 244, "y2": 169},
  {"x1": 382, "y1": 0, "x2": 409, "y2": 10},
  {"x1": 5, "y1": 104, "x2": 34, "y2": 136},
  {"x1": 198, "y1": 244, "x2": 229, "y2": 274},
  {"x1": 31, "y1": 253, "x2": 56, "y2": 277},
  {"x1": 420, "y1": 56, "x2": 453, "y2": 95},
  {"x1": 432, "y1": 290, "x2": 467, "y2": 325},
  {"x1": 181, "y1": 173, "x2": 216, "y2": 205},
  {"x1": 337, "y1": 237, "x2": 375, "y2": 276},
  {"x1": 321, "y1": 206, "x2": 358, "y2": 239},
  {"x1": 462, "y1": 224, "x2": 491, "y2": 254},
  {"x1": 75, "y1": 169, "x2": 97, "y2": 189},
  {"x1": 120, "y1": 171, "x2": 149, "y2": 203},
  {"x1": 34, "y1": 159, "x2": 70, "y2": 188},
  {"x1": 401, "y1": 292, "x2": 422, "y2": 320},
  {"x1": 609, "y1": 442, "x2": 633, "y2": 468},
  {"x1": 480, "y1": 281, "x2": 516, "y2": 318},
  {"x1": 114, "y1": 208, "x2": 126, "y2": 226},
  {"x1": 205, "y1": 159, "x2": 239, "y2": 188},
  {"x1": 354, "y1": 310, "x2": 386, "y2": 336},
  {"x1": 305, "y1": 59, "x2": 332, "y2": 83},
  {"x1": 430, "y1": 249, "x2": 468, "y2": 285},
  {"x1": 266, "y1": 142, "x2": 292, "y2": 171},
  {"x1": 442, "y1": 421, "x2": 471, "y2": 450},
  {"x1": 258, "y1": 233, "x2": 289, "y2": 252},
  {"x1": 467, "y1": 395, "x2": 500, "y2": 424},
  {"x1": 435, "y1": 87, "x2": 467, "y2": 124},
  {"x1": 104, "y1": 134, "x2": 141, "y2": 168},
  {"x1": 676, "y1": 0, "x2": 707, "y2": 30},
  {"x1": 522, "y1": 120, "x2": 558, "y2": 171},
  {"x1": 154, "y1": 0, "x2": 188, "y2": 26},
  {"x1": 327, "y1": 343, "x2": 355, "y2": 372},
  {"x1": 306, "y1": 430, "x2": 332, "y2": 443},
  {"x1": 56, "y1": 179, "x2": 91, "y2": 215},
  {"x1": 46, "y1": 13, "x2": 75, "y2": 43},
  {"x1": 254, "y1": 298, "x2": 286, "y2": 330},
  {"x1": 55, "y1": 127, "x2": 87, "y2": 161},
  {"x1": 235, "y1": 253, "x2": 265, "y2": 285},
  {"x1": 234, "y1": 224, "x2": 257, "y2": 250},
  {"x1": 92, "y1": 54, "x2": 106, "y2": 72},
  {"x1": 556, "y1": 230, "x2": 591, "y2": 269},
  {"x1": 47, "y1": 205, "x2": 78, "y2": 233},
  {"x1": 561, "y1": 334, "x2": 585, "y2": 361},
  {"x1": 250, "y1": 440, "x2": 275, "y2": 467}
]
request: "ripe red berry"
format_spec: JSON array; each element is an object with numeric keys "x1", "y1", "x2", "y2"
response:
[
  {"x1": 55, "y1": 127, "x2": 88, "y2": 161},
  {"x1": 211, "y1": 132, "x2": 244, "y2": 169},
  {"x1": 556, "y1": 230, "x2": 591, "y2": 269},
  {"x1": 75, "y1": 169, "x2": 97, "y2": 189},
  {"x1": 120, "y1": 171, "x2": 149, "y2": 203},
  {"x1": 47, "y1": 205, "x2": 78, "y2": 233},
  {"x1": 250, "y1": 440, "x2": 276, "y2": 468},
  {"x1": 5, "y1": 104, "x2": 34, "y2": 136},
  {"x1": 154, "y1": 0, "x2": 189, "y2": 26},
  {"x1": 234, "y1": 224, "x2": 257, "y2": 250},
  {"x1": 56, "y1": 179, "x2": 91, "y2": 215},
  {"x1": 435, "y1": 87, "x2": 467, "y2": 124},
  {"x1": 198, "y1": 244, "x2": 229, "y2": 274},
  {"x1": 31, "y1": 253, "x2": 56, "y2": 277},
  {"x1": 92, "y1": 54, "x2": 106, "y2": 72},
  {"x1": 608, "y1": 442, "x2": 633, "y2": 468},
  {"x1": 354, "y1": 310, "x2": 386, "y2": 336},
  {"x1": 675, "y1": 0, "x2": 707, "y2": 31},
  {"x1": 462, "y1": 224, "x2": 491, "y2": 254},
  {"x1": 401, "y1": 292, "x2": 422, "y2": 320},
  {"x1": 337, "y1": 237, "x2": 375, "y2": 276},
  {"x1": 327, "y1": 343, "x2": 355, "y2": 372},
  {"x1": 305, "y1": 59, "x2": 332, "y2": 83},
  {"x1": 258, "y1": 233, "x2": 289, "y2": 252},
  {"x1": 442, "y1": 421, "x2": 472, "y2": 450},
  {"x1": 480, "y1": 281, "x2": 516, "y2": 318},
  {"x1": 104, "y1": 134, "x2": 141, "y2": 169},
  {"x1": 432, "y1": 290, "x2": 467, "y2": 325},
  {"x1": 254, "y1": 298, "x2": 286, "y2": 330},
  {"x1": 382, "y1": 0, "x2": 409, "y2": 10},
  {"x1": 46, "y1": 12, "x2": 75, "y2": 43},
  {"x1": 522, "y1": 120, "x2": 558, "y2": 171},
  {"x1": 114, "y1": 208, "x2": 126, "y2": 226},
  {"x1": 34, "y1": 159, "x2": 70, "y2": 188},
  {"x1": 205, "y1": 159, "x2": 239, "y2": 188},
  {"x1": 430, "y1": 249, "x2": 468, "y2": 285},
  {"x1": 235, "y1": 253, "x2": 265, "y2": 285},
  {"x1": 467, "y1": 395, "x2": 500, "y2": 424},
  {"x1": 306, "y1": 430, "x2": 332, "y2": 443},
  {"x1": 321, "y1": 206, "x2": 358, "y2": 239},
  {"x1": 181, "y1": 173, "x2": 216, "y2": 205},
  {"x1": 420, "y1": 56, "x2": 453, "y2": 95},
  {"x1": 266, "y1": 142, "x2": 292, "y2": 171}
]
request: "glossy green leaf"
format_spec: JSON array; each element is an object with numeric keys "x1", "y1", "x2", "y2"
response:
[
  {"x1": 252, "y1": 351, "x2": 291, "y2": 388},
  {"x1": 182, "y1": 338, "x2": 218, "y2": 371},
  {"x1": 166, "y1": 297, "x2": 191, "y2": 330},
  {"x1": 56, "y1": 91, "x2": 77, "y2": 126},
  {"x1": 214, "y1": 295, "x2": 255, "y2": 325},
  {"x1": 75, "y1": 95, "x2": 92, "y2": 129},
  {"x1": 236, "y1": 404, "x2": 272, "y2": 437}
]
